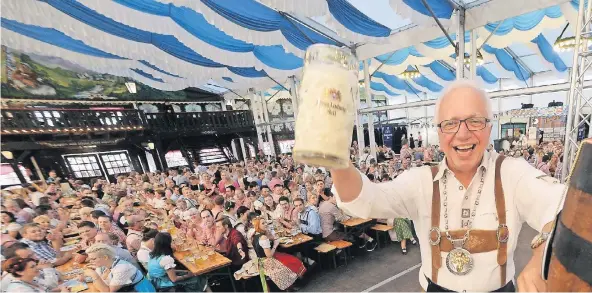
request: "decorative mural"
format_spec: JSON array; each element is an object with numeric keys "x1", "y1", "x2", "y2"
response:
[{"x1": 1, "y1": 46, "x2": 188, "y2": 101}]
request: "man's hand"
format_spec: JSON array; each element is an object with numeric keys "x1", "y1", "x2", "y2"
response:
[{"x1": 517, "y1": 241, "x2": 546, "y2": 291}]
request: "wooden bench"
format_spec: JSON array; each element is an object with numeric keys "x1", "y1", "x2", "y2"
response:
[
  {"x1": 327, "y1": 240, "x2": 353, "y2": 266},
  {"x1": 314, "y1": 243, "x2": 337, "y2": 270},
  {"x1": 371, "y1": 224, "x2": 394, "y2": 248}
]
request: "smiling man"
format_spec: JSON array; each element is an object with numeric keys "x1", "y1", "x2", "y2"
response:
[{"x1": 331, "y1": 80, "x2": 564, "y2": 292}]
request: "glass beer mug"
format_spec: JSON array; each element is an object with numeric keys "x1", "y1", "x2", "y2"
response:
[{"x1": 293, "y1": 44, "x2": 358, "y2": 169}]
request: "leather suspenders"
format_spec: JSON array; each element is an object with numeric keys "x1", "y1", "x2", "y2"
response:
[{"x1": 429, "y1": 155, "x2": 509, "y2": 287}]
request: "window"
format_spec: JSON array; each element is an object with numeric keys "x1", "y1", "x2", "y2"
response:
[
  {"x1": 100, "y1": 152, "x2": 132, "y2": 175},
  {"x1": 165, "y1": 150, "x2": 188, "y2": 168},
  {"x1": 65, "y1": 155, "x2": 102, "y2": 178},
  {"x1": 0, "y1": 164, "x2": 31, "y2": 186},
  {"x1": 278, "y1": 140, "x2": 295, "y2": 154}
]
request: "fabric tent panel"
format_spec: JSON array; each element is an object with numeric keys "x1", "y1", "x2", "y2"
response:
[
  {"x1": 139, "y1": 60, "x2": 182, "y2": 78},
  {"x1": 131, "y1": 68, "x2": 165, "y2": 82},
  {"x1": 374, "y1": 72, "x2": 423, "y2": 94},
  {"x1": 530, "y1": 34, "x2": 568, "y2": 72},
  {"x1": 484, "y1": 6, "x2": 563, "y2": 36},
  {"x1": 2, "y1": 0, "x2": 225, "y2": 81},
  {"x1": 1, "y1": 18, "x2": 126, "y2": 60},
  {"x1": 402, "y1": 0, "x2": 453, "y2": 19},
  {"x1": 371, "y1": 81, "x2": 399, "y2": 96},
  {"x1": 326, "y1": 0, "x2": 391, "y2": 37},
  {"x1": 201, "y1": 0, "x2": 282, "y2": 32},
  {"x1": 482, "y1": 45, "x2": 531, "y2": 81},
  {"x1": 43, "y1": 0, "x2": 224, "y2": 68}
]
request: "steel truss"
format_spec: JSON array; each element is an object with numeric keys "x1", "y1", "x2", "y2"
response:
[{"x1": 562, "y1": 0, "x2": 592, "y2": 181}]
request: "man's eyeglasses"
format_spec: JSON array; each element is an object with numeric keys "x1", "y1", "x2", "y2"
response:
[{"x1": 437, "y1": 117, "x2": 490, "y2": 134}]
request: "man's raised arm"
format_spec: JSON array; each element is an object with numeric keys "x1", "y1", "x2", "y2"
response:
[
  {"x1": 331, "y1": 164, "x2": 363, "y2": 203},
  {"x1": 331, "y1": 164, "x2": 426, "y2": 220}
]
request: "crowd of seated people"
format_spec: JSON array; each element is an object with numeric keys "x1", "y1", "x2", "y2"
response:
[{"x1": 0, "y1": 137, "x2": 565, "y2": 292}]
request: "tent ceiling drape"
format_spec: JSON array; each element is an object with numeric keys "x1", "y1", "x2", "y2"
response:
[{"x1": 0, "y1": 0, "x2": 580, "y2": 100}]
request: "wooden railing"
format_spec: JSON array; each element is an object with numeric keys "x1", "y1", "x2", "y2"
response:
[
  {"x1": 144, "y1": 110, "x2": 255, "y2": 133},
  {"x1": 1, "y1": 109, "x2": 145, "y2": 134},
  {"x1": 1, "y1": 109, "x2": 254, "y2": 135}
]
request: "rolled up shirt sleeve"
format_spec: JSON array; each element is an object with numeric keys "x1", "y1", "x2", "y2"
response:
[
  {"x1": 333, "y1": 167, "x2": 426, "y2": 221},
  {"x1": 509, "y1": 159, "x2": 565, "y2": 232}
]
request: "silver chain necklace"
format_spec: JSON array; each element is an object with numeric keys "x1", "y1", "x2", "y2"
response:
[{"x1": 442, "y1": 167, "x2": 486, "y2": 276}]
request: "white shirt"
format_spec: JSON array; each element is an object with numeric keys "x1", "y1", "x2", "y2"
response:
[
  {"x1": 334, "y1": 151, "x2": 564, "y2": 292},
  {"x1": 151, "y1": 198, "x2": 166, "y2": 209},
  {"x1": 173, "y1": 208, "x2": 198, "y2": 221}
]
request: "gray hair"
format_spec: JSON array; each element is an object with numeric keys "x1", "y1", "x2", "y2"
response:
[
  {"x1": 86, "y1": 243, "x2": 116, "y2": 259},
  {"x1": 434, "y1": 79, "x2": 493, "y2": 123}
]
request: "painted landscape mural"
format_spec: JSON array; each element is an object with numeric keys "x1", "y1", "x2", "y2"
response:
[{"x1": 1, "y1": 46, "x2": 187, "y2": 100}]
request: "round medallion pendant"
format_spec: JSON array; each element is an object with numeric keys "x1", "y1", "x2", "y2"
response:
[{"x1": 445, "y1": 248, "x2": 474, "y2": 275}]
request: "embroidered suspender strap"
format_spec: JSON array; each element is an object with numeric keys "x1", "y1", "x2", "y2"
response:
[
  {"x1": 494, "y1": 155, "x2": 509, "y2": 287},
  {"x1": 429, "y1": 166, "x2": 441, "y2": 283}
]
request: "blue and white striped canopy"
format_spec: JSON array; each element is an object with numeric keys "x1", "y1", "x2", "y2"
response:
[{"x1": 0, "y1": 0, "x2": 582, "y2": 97}]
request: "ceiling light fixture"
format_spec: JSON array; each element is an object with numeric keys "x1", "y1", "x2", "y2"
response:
[{"x1": 398, "y1": 69, "x2": 421, "y2": 80}]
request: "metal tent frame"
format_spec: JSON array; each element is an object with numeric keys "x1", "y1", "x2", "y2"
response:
[{"x1": 561, "y1": 0, "x2": 592, "y2": 180}]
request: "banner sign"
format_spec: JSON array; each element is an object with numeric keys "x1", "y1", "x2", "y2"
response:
[{"x1": 382, "y1": 126, "x2": 393, "y2": 148}]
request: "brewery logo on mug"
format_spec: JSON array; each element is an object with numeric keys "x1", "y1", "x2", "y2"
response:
[{"x1": 327, "y1": 88, "x2": 342, "y2": 102}]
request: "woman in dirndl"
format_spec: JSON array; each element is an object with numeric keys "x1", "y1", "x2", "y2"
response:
[
  {"x1": 147, "y1": 233, "x2": 208, "y2": 292},
  {"x1": 387, "y1": 218, "x2": 417, "y2": 255},
  {"x1": 248, "y1": 217, "x2": 306, "y2": 290}
]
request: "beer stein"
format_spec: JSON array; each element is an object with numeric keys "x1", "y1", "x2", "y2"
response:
[{"x1": 293, "y1": 44, "x2": 358, "y2": 169}]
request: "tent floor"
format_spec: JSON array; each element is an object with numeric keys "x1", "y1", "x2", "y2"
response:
[{"x1": 301, "y1": 225, "x2": 537, "y2": 292}]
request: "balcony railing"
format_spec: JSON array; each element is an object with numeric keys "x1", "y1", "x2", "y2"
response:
[
  {"x1": 1, "y1": 109, "x2": 145, "y2": 135},
  {"x1": 144, "y1": 111, "x2": 255, "y2": 133},
  {"x1": 1, "y1": 108, "x2": 254, "y2": 135}
]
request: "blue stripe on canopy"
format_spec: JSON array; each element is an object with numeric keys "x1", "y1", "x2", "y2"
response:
[
  {"x1": 477, "y1": 67, "x2": 499, "y2": 84},
  {"x1": 1, "y1": 18, "x2": 126, "y2": 59},
  {"x1": 279, "y1": 18, "x2": 337, "y2": 48},
  {"x1": 371, "y1": 81, "x2": 398, "y2": 96},
  {"x1": 423, "y1": 32, "x2": 470, "y2": 49},
  {"x1": 271, "y1": 85, "x2": 284, "y2": 91},
  {"x1": 222, "y1": 77, "x2": 234, "y2": 82},
  {"x1": 138, "y1": 60, "x2": 182, "y2": 78},
  {"x1": 402, "y1": 0, "x2": 454, "y2": 19},
  {"x1": 375, "y1": 47, "x2": 423, "y2": 65},
  {"x1": 425, "y1": 61, "x2": 455, "y2": 81},
  {"x1": 201, "y1": 0, "x2": 282, "y2": 32},
  {"x1": 483, "y1": 45, "x2": 531, "y2": 80},
  {"x1": 571, "y1": 0, "x2": 589, "y2": 9},
  {"x1": 253, "y1": 46, "x2": 303, "y2": 70},
  {"x1": 42, "y1": 0, "x2": 223, "y2": 68},
  {"x1": 373, "y1": 72, "x2": 422, "y2": 94},
  {"x1": 200, "y1": 0, "x2": 335, "y2": 49},
  {"x1": 413, "y1": 75, "x2": 443, "y2": 92},
  {"x1": 228, "y1": 67, "x2": 267, "y2": 78},
  {"x1": 531, "y1": 34, "x2": 567, "y2": 72},
  {"x1": 151, "y1": 34, "x2": 224, "y2": 68},
  {"x1": 167, "y1": 4, "x2": 255, "y2": 53},
  {"x1": 327, "y1": 0, "x2": 391, "y2": 37},
  {"x1": 42, "y1": 0, "x2": 304, "y2": 72},
  {"x1": 131, "y1": 68, "x2": 165, "y2": 82},
  {"x1": 484, "y1": 6, "x2": 562, "y2": 36}
]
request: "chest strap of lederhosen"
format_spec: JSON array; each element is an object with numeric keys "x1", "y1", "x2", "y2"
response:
[
  {"x1": 428, "y1": 155, "x2": 509, "y2": 287},
  {"x1": 300, "y1": 209, "x2": 310, "y2": 225}
]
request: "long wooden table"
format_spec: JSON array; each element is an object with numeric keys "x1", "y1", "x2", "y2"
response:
[
  {"x1": 55, "y1": 259, "x2": 99, "y2": 292},
  {"x1": 161, "y1": 224, "x2": 237, "y2": 292},
  {"x1": 173, "y1": 246, "x2": 231, "y2": 275},
  {"x1": 279, "y1": 233, "x2": 313, "y2": 248},
  {"x1": 341, "y1": 218, "x2": 373, "y2": 233}
]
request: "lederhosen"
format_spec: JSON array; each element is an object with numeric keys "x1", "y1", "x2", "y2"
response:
[{"x1": 427, "y1": 155, "x2": 513, "y2": 292}]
